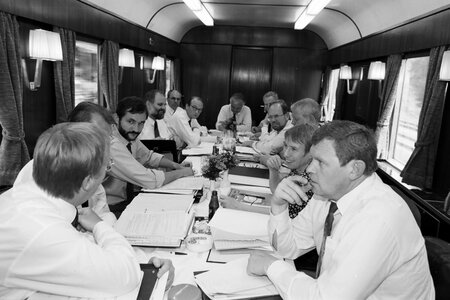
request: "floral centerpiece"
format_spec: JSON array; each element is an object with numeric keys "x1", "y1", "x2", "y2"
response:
[{"x1": 201, "y1": 151, "x2": 239, "y2": 181}]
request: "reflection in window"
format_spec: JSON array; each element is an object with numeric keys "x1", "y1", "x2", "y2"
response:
[
  {"x1": 75, "y1": 41, "x2": 98, "y2": 106},
  {"x1": 165, "y1": 58, "x2": 173, "y2": 97},
  {"x1": 321, "y1": 69, "x2": 340, "y2": 122},
  {"x1": 388, "y1": 56, "x2": 429, "y2": 169}
]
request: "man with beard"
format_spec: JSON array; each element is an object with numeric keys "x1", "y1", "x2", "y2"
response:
[
  {"x1": 139, "y1": 90, "x2": 173, "y2": 140},
  {"x1": 103, "y1": 96, "x2": 193, "y2": 216}
]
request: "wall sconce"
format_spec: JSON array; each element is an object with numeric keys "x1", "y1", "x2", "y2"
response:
[
  {"x1": 118, "y1": 48, "x2": 135, "y2": 83},
  {"x1": 439, "y1": 50, "x2": 450, "y2": 81},
  {"x1": 21, "y1": 29, "x2": 63, "y2": 91},
  {"x1": 141, "y1": 55, "x2": 165, "y2": 84},
  {"x1": 368, "y1": 61, "x2": 386, "y2": 98},
  {"x1": 339, "y1": 65, "x2": 363, "y2": 94}
]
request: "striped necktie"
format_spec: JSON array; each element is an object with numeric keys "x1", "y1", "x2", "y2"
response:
[{"x1": 316, "y1": 201, "x2": 338, "y2": 278}]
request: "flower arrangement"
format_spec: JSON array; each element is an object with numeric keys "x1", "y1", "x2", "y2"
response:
[{"x1": 201, "y1": 151, "x2": 239, "y2": 181}]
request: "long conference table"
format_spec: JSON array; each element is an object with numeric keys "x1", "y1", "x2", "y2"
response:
[{"x1": 127, "y1": 134, "x2": 284, "y2": 300}]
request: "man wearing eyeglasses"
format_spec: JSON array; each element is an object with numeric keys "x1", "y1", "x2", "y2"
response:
[
  {"x1": 243, "y1": 100, "x2": 293, "y2": 159},
  {"x1": 168, "y1": 96, "x2": 212, "y2": 149},
  {"x1": 165, "y1": 89, "x2": 182, "y2": 120},
  {"x1": 216, "y1": 93, "x2": 252, "y2": 132}
]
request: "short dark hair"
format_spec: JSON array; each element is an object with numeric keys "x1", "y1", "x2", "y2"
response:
[
  {"x1": 33, "y1": 123, "x2": 107, "y2": 199},
  {"x1": 311, "y1": 120, "x2": 378, "y2": 175},
  {"x1": 269, "y1": 100, "x2": 289, "y2": 115},
  {"x1": 285, "y1": 124, "x2": 318, "y2": 152},
  {"x1": 144, "y1": 90, "x2": 164, "y2": 104},
  {"x1": 116, "y1": 96, "x2": 147, "y2": 119},
  {"x1": 68, "y1": 102, "x2": 115, "y2": 125},
  {"x1": 186, "y1": 96, "x2": 203, "y2": 106},
  {"x1": 230, "y1": 93, "x2": 245, "y2": 103}
]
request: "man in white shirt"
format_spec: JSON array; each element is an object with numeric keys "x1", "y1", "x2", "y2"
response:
[
  {"x1": 139, "y1": 89, "x2": 173, "y2": 140},
  {"x1": 291, "y1": 98, "x2": 321, "y2": 126},
  {"x1": 164, "y1": 89, "x2": 182, "y2": 120},
  {"x1": 247, "y1": 120, "x2": 435, "y2": 300},
  {"x1": 216, "y1": 93, "x2": 252, "y2": 132},
  {"x1": 168, "y1": 96, "x2": 210, "y2": 149},
  {"x1": 243, "y1": 100, "x2": 292, "y2": 156},
  {"x1": 103, "y1": 97, "x2": 193, "y2": 215},
  {"x1": 0, "y1": 122, "x2": 174, "y2": 299},
  {"x1": 252, "y1": 91, "x2": 279, "y2": 133}
]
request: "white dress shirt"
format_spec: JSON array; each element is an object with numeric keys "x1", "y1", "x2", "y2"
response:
[
  {"x1": 266, "y1": 173, "x2": 435, "y2": 300},
  {"x1": 0, "y1": 180, "x2": 141, "y2": 299},
  {"x1": 167, "y1": 107, "x2": 201, "y2": 148},
  {"x1": 253, "y1": 120, "x2": 293, "y2": 155},
  {"x1": 14, "y1": 160, "x2": 117, "y2": 226},
  {"x1": 215, "y1": 104, "x2": 252, "y2": 132},
  {"x1": 164, "y1": 105, "x2": 176, "y2": 121},
  {"x1": 103, "y1": 127, "x2": 165, "y2": 205},
  {"x1": 139, "y1": 117, "x2": 173, "y2": 140}
]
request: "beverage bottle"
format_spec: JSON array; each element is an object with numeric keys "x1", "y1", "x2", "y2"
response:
[{"x1": 209, "y1": 190, "x2": 219, "y2": 221}]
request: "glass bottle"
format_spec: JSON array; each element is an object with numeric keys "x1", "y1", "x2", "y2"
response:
[{"x1": 209, "y1": 190, "x2": 219, "y2": 221}]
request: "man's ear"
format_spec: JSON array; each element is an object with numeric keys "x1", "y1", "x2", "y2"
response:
[
  {"x1": 81, "y1": 175, "x2": 97, "y2": 192},
  {"x1": 112, "y1": 113, "x2": 119, "y2": 125},
  {"x1": 348, "y1": 159, "x2": 366, "y2": 180}
]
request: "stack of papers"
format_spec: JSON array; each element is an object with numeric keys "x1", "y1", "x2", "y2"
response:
[
  {"x1": 141, "y1": 176, "x2": 204, "y2": 194},
  {"x1": 182, "y1": 142, "x2": 215, "y2": 155},
  {"x1": 208, "y1": 208, "x2": 272, "y2": 251},
  {"x1": 195, "y1": 257, "x2": 278, "y2": 300},
  {"x1": 236, "y1": 146, "x2": 259, "y2": 155},
  {"x1": 115, "y1": 193, "x2": 195, "y2": 247}
]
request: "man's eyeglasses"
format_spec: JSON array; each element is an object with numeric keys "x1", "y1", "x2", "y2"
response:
[
  {"x1": 268, "y1": 114, "x2": 284, "y2": 120},
  {"x1": 190, "y1": 105, "x2": 203, "y2": 113},
  {"x1": 170, "y1": 97, "x2": 181, "y2": 101}
]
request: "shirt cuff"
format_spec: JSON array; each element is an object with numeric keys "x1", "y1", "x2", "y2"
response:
[{"x1": 269, "y1": 208, "x2": 291, "y2": 234}]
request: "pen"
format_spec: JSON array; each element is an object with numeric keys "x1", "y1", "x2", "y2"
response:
[{"x1": 170, "y1": 251, "x2": 187, "y2": 255}]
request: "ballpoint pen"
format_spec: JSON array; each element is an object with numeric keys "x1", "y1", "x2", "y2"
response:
[{"x1": 170, "y1": 251, "x2": 188, "y2": 255}]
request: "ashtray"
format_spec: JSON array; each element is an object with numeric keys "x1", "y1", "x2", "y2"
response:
[{"x1": 185, "y1": 233, "x2": 213, "y2": 252}]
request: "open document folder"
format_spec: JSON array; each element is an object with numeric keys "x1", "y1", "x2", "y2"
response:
[
  {"x1": 195, "y1": 257, "x2": 278, "y2": 300},
  {"x1": 208, "y1": 208, "x2": 272, "y2": 251},
  {"x1": 115, "y1": 193, "x2": 195, "y2": 247}
]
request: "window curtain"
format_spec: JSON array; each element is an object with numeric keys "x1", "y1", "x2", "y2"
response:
[
  {"x1": 99, "y1": 40, "x2": 119, "y2": 112},
  {"x1": 156, "y1": 55, "x2": 166, "y2": 93},
  {"x1": 401, "y1": 46, "x2": 447, "y2": 189},
  {"x1": 322, "y1": 68, "x2": 340, "y2": 122},
  {"x1": 374, "y1": 54, "x2": 402, "y2": 159},
  {"x1": 0, "y1": 12, "x2": 30, "y2": 185},
  {"x1": 173, "y1": 58, "x2": 181, "y2": 91},
  {"x1": 319, "y1": 67, "x2": 331, "y2": 121},
  {"x1": 332, "y1": 77, "x2": 345, "y2": 120},
  {"x1": 53, "y1": 27, "x2": 75, "y2": 123}
]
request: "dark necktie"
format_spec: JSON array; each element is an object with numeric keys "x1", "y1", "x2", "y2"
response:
[
  {"x1": 154, "y1": 120, "x2": 160, "y2": 138},
  {"x1": 71, "y1": 209, "x2": 79, "y2": 229},
  {"x1": 316, "y1": 201, "x2": 338, "y2": 278},
  {"x1": 188, "y1": 119, "x2": 192, "y2": 127},
  {"x1": 126, "y1": 143, "x2": 134, "y2": 203}
]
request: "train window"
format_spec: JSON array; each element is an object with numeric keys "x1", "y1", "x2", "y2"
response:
[
  {"x1": 388, "y1": 56, "x2": 429, "y2": 170},
  {"x1": 165, "y1": 58, "x2": 173, "y2": 97},
  {"x1": 74, "y1": 40, "x2": 99, "y2": 106},
  {"x1": 322, "y1": 68, "x2": 340, "y2": 122}
]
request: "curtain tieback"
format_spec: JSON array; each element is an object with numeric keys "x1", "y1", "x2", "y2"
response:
[
  {"x1": 376, "y1": 121, "x2": 389, "y2": 127},
  {"x1": 414, "y1": 141, "x2": 432, "y2": 147},
  {"x1": 2, "y1": 129, "x2": 25, "y2": 141}
]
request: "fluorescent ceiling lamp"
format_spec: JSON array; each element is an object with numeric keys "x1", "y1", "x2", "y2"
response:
[
  {"x1": 152, "y1": 56, "x2": 165, "y2": 70},
  {"x1": 294, "y1": 12, "x2": 315, "y2": 30},
  {"x1": 183, "y1": 0, "x2": 202, "y2": 11},
  {"x1": 118, "y1": 48, "x2": 135, "y2": 68},
  {"x1": 307, "y1": 0, "x2": 332, "y2": 15},
  {"x1": 368, "y1": 61, "x2": 386, "y2": 80},
  {"x1": 192, "y1": 6, "x2": 214, "y2": 26},
  {"x1": 439, "y1": 50, "x2": 450, "y2": 81},
  {"x1": 29, "y1": 29, "x2": 63, "y2": 61}
]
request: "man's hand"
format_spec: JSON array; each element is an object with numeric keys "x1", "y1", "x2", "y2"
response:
[
  {"x1": 148, "y1": 257, "x2": 175, "y2": 291},
  {"x1": 181, "y1": 166, "x2": 194, "y2": 177},
  {"x1": 77, "y1": 208, "x2": 102, "y2": 232},
  {"x1": 251, "y1": 126, "x2": 261, "y2": 134},
  {"x1": 219, "y1": 196, "x2": 242, "y2": 210},
  {"x1": 180, "y1": 160, "x2": 192, "y2": 168},
  {"x1": 241, "y1": 140, "x2": 254, "y2": 147},
  {"x1": 247, "y1": 250, "x2": 279, "y2": 276},
  {"x1": 271, "y1": 176, "x2": 311, "y2": 214},
  {"x1": 266, "y1": 155, "x2": 283, "y2": 170}
]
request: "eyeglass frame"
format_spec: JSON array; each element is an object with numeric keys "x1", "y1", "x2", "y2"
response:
[
  {"x1": 267, "y1": 114, "x2": 286, "y2": 120},
  {"x1": 190, "y1": 105, "x2": 203, "y2": 113}
]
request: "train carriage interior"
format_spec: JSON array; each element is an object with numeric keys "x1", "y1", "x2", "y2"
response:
[{"x1": 1, "y1": 0, "x2": 450, "y2": 297}]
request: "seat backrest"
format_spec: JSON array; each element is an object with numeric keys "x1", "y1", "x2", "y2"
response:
[
  {"x1": 140, "y1": 140, "x2": 178, "y2": 163},
  {"x1": 424, "y1": 236, "x2": 450, "y2": 300},
  {"x1": 390, "y1": 185, "x2": 422, "y2": 227}
]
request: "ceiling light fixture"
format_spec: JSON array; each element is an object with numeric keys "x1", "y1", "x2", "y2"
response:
[
  {"x1": 295, "y1": 0, "x2": 332, "y2": 30},
  {"x1": 183, "y1": 0, "x2": 214, "y2": 26}
]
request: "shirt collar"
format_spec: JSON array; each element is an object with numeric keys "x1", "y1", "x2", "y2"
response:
[
  {"x1": 335, "y1": 173, "x2": 377, "y2": 216},
  {"x1": 147, "y1": 117, "x2": 156, "y2": 125},
  {"x1": 112, "y1": 125, "x2": 132, "y2": 146}
]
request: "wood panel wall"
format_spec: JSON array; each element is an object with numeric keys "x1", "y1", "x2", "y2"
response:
[
  {"x1": 328, "y1": 7, "x2": 450, "y2": 196},
  {"x1": 180, "y1": 26, "x2": 327, "y2": 129},
  {"x1": 0, "y1": 0, "x2": 178, "y2": 156}
]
